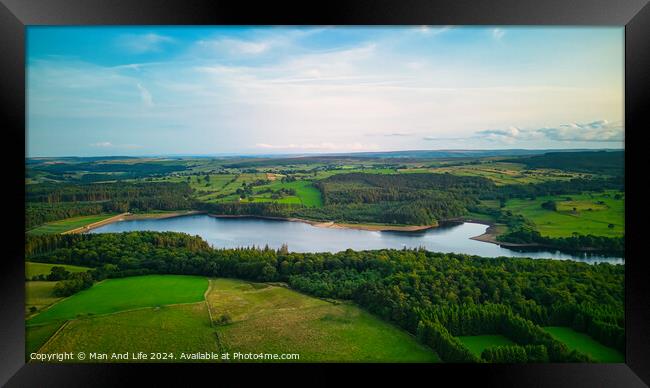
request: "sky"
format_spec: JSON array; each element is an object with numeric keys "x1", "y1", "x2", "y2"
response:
[{"x1": 26, "y1": 26, "x2": 624, "y2": 157}]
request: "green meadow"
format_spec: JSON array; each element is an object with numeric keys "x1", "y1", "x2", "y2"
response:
[
  {"x1": 29, "y1": 276, "x2": 439, "y2": 362},
  {"x1": 544, "y1": 326, "x2": 624, "y2": 363},
  {"x1": 207, "y1": 278, "x2": 439, "y2": 362},
  {"x1": 26, "y1": 281, "x2": 62, "y2": 315},
  {"x1": 456, "y1": 335, "x2": 516, "y2": 358},
  {"x1": 27, "y1": 275, "x2": 207, "y2": 325},
  {"x1": 503, "y1": 191, "x2": 624, "y2": 238},
  {"x1": 26, "y1": 262, "x2": 91, "y2": 278},
  {"x1": 38, "y1": 303, "x2": 217, "y2": 361},
  {"x1": 27, "y1": 214, "x2": 118, "y2": 235}
]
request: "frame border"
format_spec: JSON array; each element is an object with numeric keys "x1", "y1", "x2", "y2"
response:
[{"x1": 2, "y1": 0, "x2": 648, "y2": 386}]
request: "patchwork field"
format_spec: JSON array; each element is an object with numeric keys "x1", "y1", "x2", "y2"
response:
[
  {"x1": 26, "y1": 262, "x2": 90, "y2": 279},
  {"x1": 544, "y1": 326, "x2": 624, "y2": 363},
  {"x1": 27, "y1": 214, "x2": 118, "y2": 235},
  {"x1": 27, "y1": 275, "x2": 439, "y2": 362},
  {"x1": 456, "y1": 334, "x2": 516, "y2": 358},
  {"x1": 38, "y1": 303, "x2": 217, "y2": 362},
  {"x1": 426, "y1": 162, "x2": 589, "y2": 185},
  {"x1": 207, "y1": 278, "x2": 439, "y2": 362},
  {"x1": 26, "y1": 281, "x2": 62, "y2": 316},
  {"x1": 27, "y1": 275, "x2": 208, "y2": 325},
  {"x1": 503, "y1": 191, "x2": 624, "y2": 237}
]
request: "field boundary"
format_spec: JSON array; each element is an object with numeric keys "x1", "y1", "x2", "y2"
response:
[
  {"x1": 204, "y1": 279, "x2": 215, "y2": 325},
  {"x1": 35, "y1": 320, "x2": 70, "y2": 354},
  {"x1": 61, "y1": 213, "x2": 130, "y2": 234}
]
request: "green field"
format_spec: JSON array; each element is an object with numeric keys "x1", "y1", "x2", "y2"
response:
[
  {"x1": 207, "y1": 278, "x2": 439, "y2": 362},
  {"x1": 29, "y1": 276, "x2": 439, "y2": 362},
  {"x1": 457, "y1": 335, "x2": 517, "y2": 358},
  {"x1": 428, "y1": 162, "x2": 589, "y2": 185},
  {"x1": 26, "y1": 262, "x2": 90, "y2": 278},
  {"x1": 502, "y1": 191, "x2": 624, "y2": 238},
  {"x1": 27, "y1": 275, "x2": 208, "y2": 325},
  {"x1": 26, "y1": 321, "x2": 65, "y2": 355},
  {"x1": 38, "y1": 303, "x2": 217, "y2": 362},
  {"x1": 544, "y1": 326, "x2": 624, "y2": 363},
  {"x1": 27, "y1": 214, "x2": 118, "y2": 235},
  {"x1": 26, "y1": 281, "x2": 62, "y2": 315}
]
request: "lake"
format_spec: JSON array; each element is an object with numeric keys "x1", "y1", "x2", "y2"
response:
[{"x1": 90, "y1": 214, "x2": 623, "y2": 264}]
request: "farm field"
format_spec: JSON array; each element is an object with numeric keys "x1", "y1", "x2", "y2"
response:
[
  {"x1": 544, "y1": 326, "x2": 624, "y2": 363},
  {"x1": 26, "y1": 321, "x2": 64, "y2": 355},
  {"x1": 26, "y1": 262, "x2": 90, "y2": 278},
  {"x1": 502, "y1": 191, "x2": 624, "y2": 238},
  {"x1": 38, "y1": 303, "x2": 217, "y2": 362},
  {"x1": 28, "y1": 276, "x2": 440, "y2": 362},
  {"x1": 26, "y1": 281, "x2": 62, "y2": 315},
  {"x1": 27, "y1": 214, "x2": 118, "y2": 235},
  {"x1": 456, "y1": 334, "x2": 516, "y2": 358},
  {"x1": 425, "y1": 162, "x2": 589, "y2": 185},
  {"x1": 27, "y1": 275, "x2": 208, "y2": 325},
  {"x1": 207, "y1": 278, "x2": 439, "y2": 362}
]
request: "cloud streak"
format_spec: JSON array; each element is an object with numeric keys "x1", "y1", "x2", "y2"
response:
[{"x1": 475, "y1": 120, "x2": 624, "y2": 143}]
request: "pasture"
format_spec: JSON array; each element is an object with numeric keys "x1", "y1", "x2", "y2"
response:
[
  {"x1": 207, "y1": 278, "x2": 439, "y2": 362},
  {"x1": 38, "y1": 303, "x2": 217, "y2": 362},
  {"x1": 27, "y1": 275, "x2": 207, "y2": 325},
  {"x1": 457, "y1": 334, "x2": 516, "y2": 358},
  {"x1": 26, "y1": 281, "x2": 62, "y2": 315},
  {"x1": 503, "y1": 191, "x2": 624, "y2": 238},
  {"x1": 544, "y1": 326, "x2": 624, "y2": 363},
  {"x1": 426, "y1": 162, "x2": 589, "y2": 185},
  {"x1": 26, "y1": 262, "x2": 90, "y2": 279},
  {"x1": 27, "y1": 214, "x2": 118, "y2": 235}
]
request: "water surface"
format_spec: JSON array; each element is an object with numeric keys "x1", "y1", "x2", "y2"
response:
[{"x1": 91, "y1": 215, "x2": 623, "y2": 264}]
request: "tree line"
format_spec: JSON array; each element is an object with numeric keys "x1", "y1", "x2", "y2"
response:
[{"x1": 26, "y1": 231, "x2": 623, "y2": 362}]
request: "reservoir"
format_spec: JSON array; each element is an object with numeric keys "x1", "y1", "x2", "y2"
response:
[{"x1": 90, "y1": 214, "x2": 623, "y2": 264}]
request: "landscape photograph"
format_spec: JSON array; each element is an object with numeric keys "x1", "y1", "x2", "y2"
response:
[{"x1": 26, "y1": 26, "x2": 624, "y2": 363}]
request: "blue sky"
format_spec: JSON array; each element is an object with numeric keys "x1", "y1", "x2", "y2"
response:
[{"x1": 27, "y1": 26, "x2": 624, "y2": 157}]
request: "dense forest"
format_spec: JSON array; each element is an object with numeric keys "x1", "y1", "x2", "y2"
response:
[
  {"x1": 503, "y1": 151, "x2": 624, "y2": 176},
  {"x1": 26, "y1": 231, "x2": 624, "y2": 362},
  {"x1": 26, "y1": 182, "x2": 193, "y2": 229}
]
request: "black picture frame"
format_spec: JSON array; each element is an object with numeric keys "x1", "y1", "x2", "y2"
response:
[{"x1": 1, "y1": 0, "x2": 648, "y2": 386}]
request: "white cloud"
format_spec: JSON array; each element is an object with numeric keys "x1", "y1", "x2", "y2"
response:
[
  {"x1": 117, "y1": 33, "x2": 175, "y2": 53},
  {"x1": 475, "y1": 120, "x2": 624, "y2": 143},
  {"x1": 418, "y1": 26, "x2": 452, "y2": 35},
  {"x1": 90, "y1": 142, "x2": 113, "y2": 147},
  {"x1": 89, "y1": 142, "x2": 142, "y2": 149},
  {"x1": 136, "y1": 83, "x2": 154, "y2": 107},
  {"x1": 196, "y1": 37, "x2": 272, "y2": 55},
  {"x1": 492, "y1": 28, "x2": 505, "y2": 41}
]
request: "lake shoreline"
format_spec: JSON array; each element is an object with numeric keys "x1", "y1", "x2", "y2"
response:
[{"x1": 207, "y1": 214, "x2": 438, "y2": 232}]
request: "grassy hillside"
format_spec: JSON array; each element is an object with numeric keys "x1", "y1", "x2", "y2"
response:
[
  {"x1": 207, "y1": 278, "x2": 439, "y2": 362},
  {"x1": 26, "y1": 262, "x2": 91, "y2": 278},
  {"x1": 503, "y1": 191, "x2": 624, "y2": 238},
  {"x1": 27, "y1": 275, "x2": 207, "y2": 325}
]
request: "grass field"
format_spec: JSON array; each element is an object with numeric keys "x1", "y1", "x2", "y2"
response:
[
  {"x1": 38, "y1": 303, "x2": 217, "y2": 362},
  {"x1": 457, "y1": 335, "x2": 517, "y2": 358},
  {"x1": 29, "y1": 276, "x2": 439, "y2": 362},
  {"x1": 26, "y1": 262, "x2": 90, "y2": 279},
  {"x1": 544, "y1": 326, "x2": 624, "y2": 363},
  {"x1": 27, "y1": 214, "x2": 118, "y2": 235},
  {"x1": 207, "y1": 278, "x2": 439, "y2": 362},
  {"x1": 26, "y1": 281, "x2": 62, "y2": 316},
  {"x1": 26, "y1": 321, "x2": 65, "y2": 355},
  {"x1": 27, "y1": 275, "x2": 208, "y2": 325},
  {"x1": 425, "y1": 162, "x2": 589, "y2": 185},
  {"x1": 503, "y1": 191, "x2": 624, "y2": 237}
]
